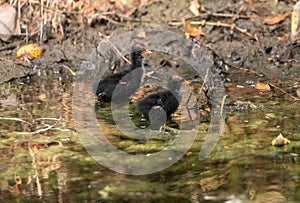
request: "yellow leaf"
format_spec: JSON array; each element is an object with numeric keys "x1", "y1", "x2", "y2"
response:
[
  {"x1": 185, "y1": 23, "x2": 205, "y2": 38},
  {"x1": 271, "y1": 133, "x2": 291, "y2": 146},
  {"x1": 255, "y1": 82, "x2": 271, "y2": 91},
  {"x1": 16, "y1": 43, "x2": 42, "y2": 60}
]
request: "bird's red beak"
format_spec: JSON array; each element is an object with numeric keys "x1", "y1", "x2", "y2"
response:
[
  {"x1": 141, "y1": 49, "x2": 152, "y2": 56},
  {"x1": 182, "y1": 80, "x2": 190, "y2": 85}
]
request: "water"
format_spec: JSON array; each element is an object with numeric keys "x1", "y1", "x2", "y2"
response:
[{"x1": 1, "y1": 69, "x2": 300, "y2": 202}]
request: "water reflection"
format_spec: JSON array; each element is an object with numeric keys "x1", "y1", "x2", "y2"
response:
[{"x1": 0, "y1": 69, "x2": 300, "y2": 202}]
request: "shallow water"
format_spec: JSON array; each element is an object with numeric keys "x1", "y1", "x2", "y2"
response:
[{"x1": 1, "y1": 67, "x2": 300, "y2": 203}]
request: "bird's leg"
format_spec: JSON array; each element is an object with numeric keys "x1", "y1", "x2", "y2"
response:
[
  {"x1": 96, "y1": 92, "x2": 106, "y2": 107},
  {"x1": 158, "y1": 124, "x2": 178, "y2": 135},
  {"x1": 159, "y1": 124, "x2": 166, "y2": 135},
  {"x1": 163, "y1": 125, "x2": 178, "y2": 135}
]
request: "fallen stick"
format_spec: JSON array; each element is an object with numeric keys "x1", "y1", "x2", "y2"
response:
[{"x1": 169, "y1": 20, "x2": 253, "y2": 37}]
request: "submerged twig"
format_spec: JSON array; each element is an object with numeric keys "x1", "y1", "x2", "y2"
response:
[
  {"x1": 269, "y1": 83, "x2": 300, "y2": 100},
  {"x1": 0, "y1": 117, "x2": 32, "y2": 125},
  {"x1": 198, "y1": 68, "x2": 210, "y2": 97},
  {"x1": 15, "y1": 117, "x2": 63, "y2": 135},
  {"x1": 28, "y1": 145, "x2": 42, "y2": 197},
  {"x1": 220, "y1": 95, "x2": 227, "y2": 118},
  {"x1": 33, "y1": 117, "x2": 62, "y2": 122}
]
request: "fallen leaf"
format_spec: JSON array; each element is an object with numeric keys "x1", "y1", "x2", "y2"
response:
[
  {"x1": 137, "y1": 31, "x2": 147, "y2": 39},
  {"x1": 185, "y1": 23, "x2": 205, "y2": 38},
  {"x1": 277, "y1": 33, "x2": 290, "y2": 43},
  {"x1": 38, "y1": 93, "x2": 47, "y2": 102},
  {"x1": 255, "y1": 82, "x2": 271, "y2": 91},
  {"x1": 271, "y1": 133, "x2": 291, "y2": 146},
  {"x1": 264, "y1": 13, "x2": 289, "y2": 25},
  {"x1": 185, "y1": 151, "x2": 192, "y2": 156},
  {"x1": 16, "y1": 44, "x2": 43, "y2": 60},
  {"x1": 0, "y1": 3, "x2": 20, "y2": 41},
  {"x1": 189, "y1": 0, "x2": 201, "y2": 16},
  {"x1": 115, "y1": 0, "x2": 135, "y2": 14},
  {"x1": 115, "y1": 0, "x2": 125, "y2": 11}
]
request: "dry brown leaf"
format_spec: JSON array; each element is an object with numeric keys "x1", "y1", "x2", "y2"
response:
[
  {"x1": 185, "y1": 23, "x2": 205, "y2": 38},
  {"x1": 277, "y1": 33, "x2": 290, "y2": 43},
  {"x1": 115, "y1": 0, "x2": 136, "y2": 11},
  {"x1": 189, "y1": 0, "x2": 201, "y2": 16},
  {"x1": 115, "y1": 0, "x2": 125, "y2": 11},
  {"x1": 115, "y1": 0, "x2": 139, "y2": 17},
  {"x1": 255, "y1": 82, "x2": 271, "y2": 91},
  {"x1": 264, "y1": 13, "x2": 289, "y2": 25}
]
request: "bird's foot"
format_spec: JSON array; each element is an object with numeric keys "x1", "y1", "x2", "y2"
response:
[{"x1": 159, "y1": 125, "x2": 178, "y2": 135}]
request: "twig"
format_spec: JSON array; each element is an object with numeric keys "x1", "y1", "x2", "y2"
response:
[
  {"x1": 99, "y1": 14, "x2": 126, "y2": 26},
  {"x1": 269, "y1": 83, "x2": 300, "y2": 101},
  {"x1": 184, "y1": 12, "x2": 251, "y2": 21},
  {"x1": 33, "y1": 117, "x2": 62, "y2": 122},
  {"x1": 199, "y1": 68, "x2": 210, "y2": 96},
  {"x1": 98, "y1": 32, "x2": 132, "y2": 65},
  {"x1": 0, "y1": 57, "x2": 31, "y2": 68},
  {"x1": 61, "y1": 64, "x2": 76, "y2": 76},
  {"x1": 0, "y1": 43, "x2": 17, "y2": 52},
  {"x1": 17, "y1": 117, "x2": 63, "y2": 135},
  {"x1": 208, "y1": 12, "x2": 250, "y2": 19},
  {"x1": 169, "y1": 20, "x2": 253, "y2": 38}
]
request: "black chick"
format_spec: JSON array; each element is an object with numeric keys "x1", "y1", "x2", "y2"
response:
[
  {"x1": 137, "y1": 74, "x2": 189, "y2": 129},
  {"x1": 96, "y1": 43, "x2": 152, "y2": 105}
]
